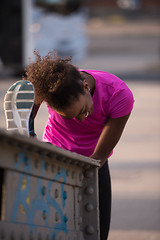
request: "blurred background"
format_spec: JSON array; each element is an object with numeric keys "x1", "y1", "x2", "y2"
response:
[{"x1": 0, "y1": 0, "x2": 160, "y2": 239}]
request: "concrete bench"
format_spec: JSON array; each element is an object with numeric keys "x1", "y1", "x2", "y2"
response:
[{"x1": 0, "y1": 129, "x2": 100, "y2": 240}]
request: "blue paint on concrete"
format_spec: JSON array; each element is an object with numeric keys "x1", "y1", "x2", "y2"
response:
[
  {"x1": 14, "y1": 152, "x2": 33, "y2": 173},
  {"x1": 11, "y1": 152, "x2": 69, "y2": 238},
  {"x1": 11, "y1": 152, "x2": 32, "y2": 221}
]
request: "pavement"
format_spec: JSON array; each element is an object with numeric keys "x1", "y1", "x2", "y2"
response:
[{"x1": 0, "y1": 10, "x2": 160, "y2": 240}]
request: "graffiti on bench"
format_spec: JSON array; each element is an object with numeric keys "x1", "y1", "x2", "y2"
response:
[{"x1": 11, "y1": 152, "x2": 68, "y2": 239}]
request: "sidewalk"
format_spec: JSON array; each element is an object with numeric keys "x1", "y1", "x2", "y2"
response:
[{"x1": 109, "y1": 81, "x2": 160, "y2": 240}]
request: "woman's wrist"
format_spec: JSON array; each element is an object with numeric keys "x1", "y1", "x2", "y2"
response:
[{"x1": 90, "y1": 153, "x2": 107, "y2": 168}]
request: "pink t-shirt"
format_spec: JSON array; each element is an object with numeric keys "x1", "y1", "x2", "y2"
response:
[{"x1": 43, "y1": 70, "x2": 134, "y2": 158}]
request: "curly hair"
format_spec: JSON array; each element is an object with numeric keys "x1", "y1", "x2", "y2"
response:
[{"x1": 23, "y1": 50, "x2": 84, "y2": 110}]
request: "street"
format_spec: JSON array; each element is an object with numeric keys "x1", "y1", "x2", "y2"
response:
[{"x1": 0, "y1": 12, "x2": 160, "y2": 240}]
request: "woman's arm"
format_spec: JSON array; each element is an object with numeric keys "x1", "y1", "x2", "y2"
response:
[
  {"x1": 29, "y1": 103, "x2": 41, "y2": 136},
  {"x1": 33, "y1": 103, "x2": 41, "y2": 119},
  {"x1": 90, "y1": 113, "x2": 131, "y2": 167}
]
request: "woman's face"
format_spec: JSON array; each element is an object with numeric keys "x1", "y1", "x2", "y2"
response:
[{"x1": 57, "y1": 89, "x2": 94, "y2": 121}]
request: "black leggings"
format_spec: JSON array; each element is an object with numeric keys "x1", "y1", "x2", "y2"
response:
[{"x1": 98, "y1": 160, "x2": 112, "y2": 240}]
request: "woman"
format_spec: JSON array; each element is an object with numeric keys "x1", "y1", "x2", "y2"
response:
[{"x1": 5, "y1": 50, "x2": 134, "y2": 240}]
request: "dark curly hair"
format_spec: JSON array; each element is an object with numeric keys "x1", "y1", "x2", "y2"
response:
[{"x1": 23, "y1": 50, "x2": 84, "y2": 110}]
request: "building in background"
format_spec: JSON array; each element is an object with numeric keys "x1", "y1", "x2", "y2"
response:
[
  {"x1": 0, "y1": 0, "x2": 88, "y2": 73},
  {"x1": 0, "y1": 0, "x2": 159, "y2": 74},
  {"x1": 30, "y1": 0, "x2": 88, "y2": 64},
  {"x1": 85, "y1": 0, "x2": 160, "y2": 10}
]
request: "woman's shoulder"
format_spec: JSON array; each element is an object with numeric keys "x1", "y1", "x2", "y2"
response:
[
  {"x1": 79, "y1": 69, "x2": 120, "y2": 82},
  {"x1": 79, "y1": 69, "x2": 131, "y2": 93}
]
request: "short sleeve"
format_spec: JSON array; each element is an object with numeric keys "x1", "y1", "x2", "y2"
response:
[{"x1": 109, "y1": 86, "x2": 134, "y2": 118}]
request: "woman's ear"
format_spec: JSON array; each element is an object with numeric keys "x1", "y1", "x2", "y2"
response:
[{"x1": 82, "y1": 79, "x2": 89, "y2": 91}]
